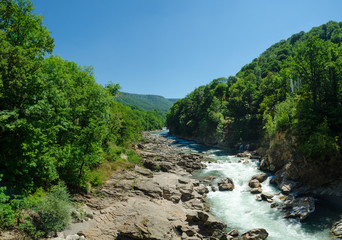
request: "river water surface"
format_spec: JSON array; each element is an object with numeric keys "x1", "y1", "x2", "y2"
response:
[{"x1": 157, "y1": 130, "x2": 341, "y2": 240}]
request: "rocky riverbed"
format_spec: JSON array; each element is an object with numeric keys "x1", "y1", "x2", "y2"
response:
[{"x1": 38, "y1": 132, "x2": 266, "y2": 240}]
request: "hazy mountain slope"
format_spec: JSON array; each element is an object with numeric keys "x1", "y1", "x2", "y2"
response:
[{"x1": 116, "y1": 92, "x2": 178, "y2": 114}]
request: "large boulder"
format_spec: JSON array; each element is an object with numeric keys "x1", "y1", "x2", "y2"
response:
[
  {"x1": 242, "y1": 228, "x2": 269, "y2": 240},
  {"x1": 249, "y1": 179, "x2": 261, "y2": 188},
  {"x1": 218, "y1": 177, "x2": 235, "y2": 191},
  {"x1": 279, "y1": 195, "x2": 315, "y2": 221},
  {"x1": 186, "y1": 211, "x2": 227, "y2": 238},
  {"x1": 251, "y1": 173, "x2": 268, "y2": 183},
  {"x1": 270, "y1": 169, "x2": 299, "y2": 194}
]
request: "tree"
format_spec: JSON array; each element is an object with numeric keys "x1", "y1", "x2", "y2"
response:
[{"x1": 0, "y1": 0, "x2": 55, "y2": 191}]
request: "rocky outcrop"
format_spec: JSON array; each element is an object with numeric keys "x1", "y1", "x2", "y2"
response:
[
  {"x1": 278, "y1": 195, "x2": 315, "y2": 222},
  {"x1": 185, "y1": 210, "x2": 227, "y2": 239},
  {"x1": 50, "y1": 132, "x2": 228, "y2": 240}
]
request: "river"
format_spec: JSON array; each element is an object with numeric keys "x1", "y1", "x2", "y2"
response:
[{"x1": 157, "y1": 130, "x2": 341, "y2": 240}]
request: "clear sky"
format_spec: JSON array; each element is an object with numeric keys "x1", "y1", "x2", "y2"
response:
[{"x1": 31, "y1": 0, "x2": 342, "y2": 98}]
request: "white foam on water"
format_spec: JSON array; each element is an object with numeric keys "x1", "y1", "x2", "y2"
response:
[{"x1": 201, "y1": 155, "x2": 332, "y2": 240}]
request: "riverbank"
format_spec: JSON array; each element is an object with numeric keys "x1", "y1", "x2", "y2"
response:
[{"x1": 41, "y1": 132, "x2": 228, "y2": 240}]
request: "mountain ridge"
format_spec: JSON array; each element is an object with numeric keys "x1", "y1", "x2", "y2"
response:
[{"x1": 116, "y1": 92, "x2": 179, "y2": 114}]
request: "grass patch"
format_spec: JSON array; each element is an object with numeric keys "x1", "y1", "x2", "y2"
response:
[{"x1": 89, "y1": 158, "x2": 133, "y2": 188}]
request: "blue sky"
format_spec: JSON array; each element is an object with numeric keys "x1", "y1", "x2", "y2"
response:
[{"x1": 31, "y1": 0, "x2": 342, "y2": 98}]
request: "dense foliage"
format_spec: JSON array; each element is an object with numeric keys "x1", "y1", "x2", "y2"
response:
[
  {"x1": 167, "y1": 21, "x2": 342, "y2": 162},
  {"x1": 0, "y1": 0, "x2": 164, "y2": 236}
]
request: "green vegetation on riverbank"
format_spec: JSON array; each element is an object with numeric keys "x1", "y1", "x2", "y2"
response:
[
  {"x1": 0, "y1": 0, "x2": 163, "y2": 237},
  {"x1": 167, "y1": 21, "x2": 342, "y2": 164}
]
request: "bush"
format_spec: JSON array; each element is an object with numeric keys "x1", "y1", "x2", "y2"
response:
[
  {"x1": 35, "y1": 183, "x2": 72, "y2": 233},
  {"x1": 0, "y1": 176, "x2": 15, "y2": 228},
  {"x1": 18, "y1": 182, "x2": 72, "y2": 237}
]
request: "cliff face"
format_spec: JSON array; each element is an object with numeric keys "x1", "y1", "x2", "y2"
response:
[{"x1": 259, "y1": 132, "x2": 342, "y2": 196}]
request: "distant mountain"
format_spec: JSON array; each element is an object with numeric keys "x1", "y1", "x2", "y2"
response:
[{"x1": 116, "y1": 92, "x2": 178, "y2": 114}]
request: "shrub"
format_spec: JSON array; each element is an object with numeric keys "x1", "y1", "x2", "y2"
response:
[
  {"x1": 0, "y1": 175, "x2": 15, "y2": 228},
  {"x1": 18, "y1": 182, "x2": 72, "y2": 237},
  {"x1": 35, "y1": 182, "x2": 72, "y2": 233}
]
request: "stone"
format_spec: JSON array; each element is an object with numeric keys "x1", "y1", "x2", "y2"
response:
[
  {"x1": 332, "y1": 220, "x2": 342, "y2": 238},
  {"x1": 279, "y1": 195, "x2": 315, "y2": 221},
  {"x1": 270, "y1": 203, "x2": 278, "y2": 208},
  {"x1": 250, "y1": 188, "x2": 262, "y2": 194},
  {"x1": 256, "y1": 194, "x2": 262, "y2": 201},
  {"x1": 179, "y1": 177, "x2": 190, "y2": 184},
  {"x1": 236, "y1": 151, "x2": 252, "y2": 158},
  {"x1": 261, "y1": 193, "x2": 274, "y2": 201},
  {"x1": 186, "y1": 211, "x2": 226, "y2": 237},
  {"x1": 218, "y1": 177, "x2": 235, "y2": 191},
  {"x1": 195, "y1": 184, "x2": 209, "y2": 195},
  {"x1": 66, "y1": 234, "x2": 80, "y2": 240},
  {"x1": 180, "y1": 188, "x2": 195, "y2": 201},
  {"x1": 134, "y1": 165, "x2": 153, "y2": 177},
  {"x1": 159, "y1": 162, "x2": 173, "y2": 172},
  {"x1": 227, "y1": 229, "x2": 239, "y2": 237},
  {"x1": 133, "y1": 180, "x2": 163, "y2": 198},
  {"x1": 251, "y1": 173, "x2": 268, "y2": 183},
  {"x1": 242, "y1": 228, "x2": 269, "y2": 240},
  {"x1": 249, "y1": 179, "x2": 261, "y2": 188}
]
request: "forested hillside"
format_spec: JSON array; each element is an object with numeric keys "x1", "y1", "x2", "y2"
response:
[
  {"x1": 116, "y1": 92, "x2": 177, "y2": 114},
  {"x1": 0, "y1": 0, "x2": 163, "y2": 236},
  {"x1": 167, "y1": 21, "x2": 342, "y2": 183}
]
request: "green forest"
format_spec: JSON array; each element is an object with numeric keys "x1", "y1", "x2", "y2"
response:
[
  {"x1": 167, "y1": 21, "x2": 342, "y2": 164},
  {"x1": 0, "y1": 0, "x2": 165, "y2": 237},
  {"x1": 116, "y1": 92, "x2": 177, "y2": 114}
]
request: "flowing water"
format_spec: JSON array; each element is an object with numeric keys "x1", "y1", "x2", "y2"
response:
[{"x1": 157, "y1": 130, "x2": 341, "y2": 240}]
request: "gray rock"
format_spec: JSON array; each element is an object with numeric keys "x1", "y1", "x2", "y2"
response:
[
  {"x1": 279, "y1": 195, "x2": 315, "y2": 221},
  {"x1": 250, "y1": 188, "x2": 262, "y2": 194},
  {"x1": 162, "y1": 188, "x2": 181, "y2": 203},
  {"x1": 249, "y1": 179, "x2": 261, "y2": 188},
  {"x1": 159, "y1": 162, "x2": 173, "y2": 172},
  {"x1": 218, "y1": 177, "x2": 235, "y2": 191},
  {"x1": 261, "y1": 193, "x2": 274, "y2": 200},
  {"x1": 195, "y1": 184, "x2": 209, "y2": 195},
  {"x1": 251, "y1": 173, "x2": 268, "y2": 183},
  {"x1": 227, "y1": 229, "x2": 239, "y2": 237},
  {"x1": 134, "y1": 180, "x2": 163, "y2": 198},
  {"x1": 66, "y1": 234, "x2": 80, "y2": 240},
  {"x1": 256, "y1": 194, "x2": 262, "y2": 201},
  {"x1": 179, "y1": 177, "x2": 190, "y2": 184},
  {"x1": 242, "y1": 228, "x2": 269, "y2": 240},
  {"x1": 186, "y1": 211, "x2": 226, "y2": 237},
  {"x1": 134, "y1": 165, "x2": 153, "y2": 177},
  {"x1": 180, "y1": 188, "x2": 195, "y2": 201},
  {"x1": 332, "y1": 220, "x2": 342, "y2": 237}
]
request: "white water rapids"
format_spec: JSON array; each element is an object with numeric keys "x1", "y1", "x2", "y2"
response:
[{"x1": 159, "y1": 131, "x2": 341, "y2": 240}]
